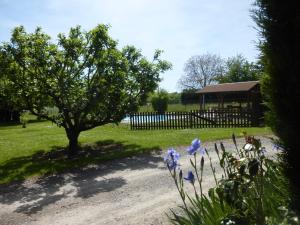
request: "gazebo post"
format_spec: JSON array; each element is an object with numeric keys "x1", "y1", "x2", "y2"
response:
[
  {"x1": 247, "y1": 92, "x2": 250, "y2": 109},
  {"x1": 220, "y1": 94, "x2": 224, "y2": 109},
  {"x1": 217, "y1": 94, "x2": 221, "y2": 109},
  {"x1": 199, "y1": 94, "x2": 206, "y2": 110},
  {"x1": 199, "y1": 94, "x2": 203, "y2": 110}
]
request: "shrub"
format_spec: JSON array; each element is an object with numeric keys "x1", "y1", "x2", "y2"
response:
[
  {"x1": 168, "y1": 92, "x2": 181, "y2": 104},
  {"x1": 20, "y1": 110, "x2": 30, "y2": 128},
  {"x1": 151, "y1": 90, "x2": 168, "y2": 113},
  {"x1": 164, "y1": 135, "x2": 298, "y2": 224}
]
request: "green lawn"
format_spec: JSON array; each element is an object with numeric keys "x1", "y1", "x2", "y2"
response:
[{"x1": 0, "y1": 121, "x2": 272, "y2": 184}]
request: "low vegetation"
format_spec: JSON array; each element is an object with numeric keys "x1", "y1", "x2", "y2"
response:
[{"x1": 165, "y1": 135, "x2": 298, "y2": 224}]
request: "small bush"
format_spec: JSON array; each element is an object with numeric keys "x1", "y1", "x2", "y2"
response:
[
  {"x1": 20, "y1": 110, "x2": 30, "y2": 128},
  {"x1": 151, "y1": 91, "x2": 168, "y2": 113}
]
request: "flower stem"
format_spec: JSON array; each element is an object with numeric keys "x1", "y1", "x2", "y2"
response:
[
  {"x1": 193, "y1": 153, "x2": 203, "y2": 198},
  {"x1": 168, "y1": 168, "x2": 193, "y2": 222}
]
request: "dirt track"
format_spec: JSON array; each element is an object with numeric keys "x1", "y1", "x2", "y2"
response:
[{"x1": 0, "y1": 136, "x2": 274, "y2": 225}]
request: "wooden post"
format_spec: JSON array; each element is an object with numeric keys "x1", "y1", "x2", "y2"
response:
[
  {"x1": 218, "y1": 94, "x2": 224, "y2": 109},
  {"x1": 199, "y1": 94, "x2": 203, "y2": 110},
  {"x1": 202, "y1": 94, "x2": 205, "y2": 110}
]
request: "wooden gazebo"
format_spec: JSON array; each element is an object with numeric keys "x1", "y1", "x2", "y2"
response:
[
  {"x1": 196, "y1": 81, "x2": 260, "y2": 108},
  {"x1": 196, "y1": 81, "x2": 263, "y2": 126}
]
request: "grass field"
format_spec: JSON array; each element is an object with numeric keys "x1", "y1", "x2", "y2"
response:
[{"x1": 0, "y1": 120, "x2": 272, "y2": 184}]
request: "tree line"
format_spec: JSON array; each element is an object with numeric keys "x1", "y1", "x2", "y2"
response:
[{"x1": 178, "y1": 53, "x2": 262, "y2": 91}]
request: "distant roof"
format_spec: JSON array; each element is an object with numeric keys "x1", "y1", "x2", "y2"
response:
[{"x1": 196, "y1": 81, "x2": 259, "y2": 94}]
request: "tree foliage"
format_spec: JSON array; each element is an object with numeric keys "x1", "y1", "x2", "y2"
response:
[
  {"x1": 252, "y1": 0, "x2": 300, "y2": 214},
  {"x1": 0, "y1": 54, "x2": 20, "y2": 122},
  {"x1": 178, "y1": 53, "x2": 261, "y2": 92},
  {"x1": 181, "y1": 89, "x2": 199, "y2": 105},
  {"x1": 1, "y1": 25, "x2": 171, "y2": 155},
  {"x1": 217, "y1": 54, "x2": 261, "y2": 83},
  {"x1": 150, "y1": 90, "x2": 169, "y2": 113},
  {"x1": 167, "y1": 92, "x2": 181, "y2": 104},
  {"x1": 177, "y1": 53, "x2": 224, "y2": 90}
]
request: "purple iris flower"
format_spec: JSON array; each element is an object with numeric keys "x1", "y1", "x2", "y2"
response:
[
  {"x1": 187, "y1": 138, "x2": 204, "y2": 155},
  {"x1": 199, "y1": 147, "x2": 205, "y2": 156},
  {"x1": 272, "y1": 144, "x2": 283, "y2": 151},
  {"x1": 169, "y1": 148, "x2": 180, "y2": 161},
  {"x1": 164, "y1": 148, "x2": 180, "y2": 169},
  {"x1": 260, "y1": 147, "x2": 267, "y2": 154},
  {"x1": 184, "y1": 171, "x2": 195, "y2": 183}
]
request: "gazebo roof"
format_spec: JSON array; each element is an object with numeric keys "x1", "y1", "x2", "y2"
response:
[{"x1": 196, "y1": 81, "x2": 259, "y2": 94}]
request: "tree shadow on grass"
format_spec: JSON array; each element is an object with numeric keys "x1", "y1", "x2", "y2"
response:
[{"x1": 0, "y1": 140, "x2": 163, "y2": 215}]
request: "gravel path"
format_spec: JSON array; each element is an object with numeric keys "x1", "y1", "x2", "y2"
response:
[{"x1": 0, "y1": 136, "x2": 275, "y2": 225}]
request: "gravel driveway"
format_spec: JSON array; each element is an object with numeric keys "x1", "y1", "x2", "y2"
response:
[{"x1": 0, "y1": 136, "x2": 275, "y2": 225}]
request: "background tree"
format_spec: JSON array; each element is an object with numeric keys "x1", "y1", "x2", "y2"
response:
[
  {"x1": 180, "y1": 89, "x2": 200, "y2": 105},
  {"x1": 167, "y1": 92, "x2": 181, "y2": 104},
  {"x1": 1, "y1": 25, "x2": 171, "y2": 156},
  {"x1": 253, "y1": 0, "x2": 300, "y2": 214},
  {"x1": 177, "y1": 53, "x2": 224, "y2": 90},
  {"x1": 0, "y1": 54, "x2": 20, "y2": 123},
  {"x1": 150, "y1": 89, "x2": 169, "y2": 113},
  {"x1": 217, "y1": 54, "x2": 261, "y2": 83}
]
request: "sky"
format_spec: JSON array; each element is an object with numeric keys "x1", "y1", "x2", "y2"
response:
[{"x1": 0, "y1": 0, "x2": 259, "y2": 92}]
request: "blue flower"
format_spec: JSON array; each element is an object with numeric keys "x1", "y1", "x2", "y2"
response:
[
  {"x1": 166, "y1": 160, "x2": 178, "y2": 170},
  {"x1": 272, "y1": 144, "x2": 283, "y2": 151},
  {"x1": 187, "y1": 138, "x2": 204, "y2": 155},
  {"x1": 199, "y1": 147, "x2": 205, "y2": 156},
  {"x1": 184, "y1": 171, "x2": 195, "y2": 183},
  {"x1": 164, "y1": 148, "x2": 180, "y2": 170},
  {"x1": 192, "y1": 138, "x2": 201, "y2": 149}
]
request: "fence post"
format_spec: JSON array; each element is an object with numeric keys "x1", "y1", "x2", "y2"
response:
[{"x1": 189, "y1": 111, "x2": 192, "y2": 129}]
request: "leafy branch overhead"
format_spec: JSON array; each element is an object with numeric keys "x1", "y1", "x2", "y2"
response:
[{"x1": 1, "y1": 24, "x2": 171, "y2": 155}]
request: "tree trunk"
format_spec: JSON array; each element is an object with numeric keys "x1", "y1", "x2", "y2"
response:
[{"x1": 66, "y1": 129, "x2": 80, "y2": 157}]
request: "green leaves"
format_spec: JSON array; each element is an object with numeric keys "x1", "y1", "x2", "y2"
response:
[
  {"x1": 150, "y1": 90, "x2": 169, "y2": 113},
  {"x1": 2, "y1": 24, "x2": 171, "y2": 154},
  {"x1": 248, "y1": 158, "x2": 260, "y2": 177},
  {"x1": 217, "y1": 54, "x2": 261, "y2": 84},
  {"x1": 169, "y1": 135, "x2": 297, "y2": 225}
]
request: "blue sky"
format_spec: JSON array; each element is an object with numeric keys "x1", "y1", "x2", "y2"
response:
[{"x1": 0, "y1": 0, "x2": 259, "y2": 92}]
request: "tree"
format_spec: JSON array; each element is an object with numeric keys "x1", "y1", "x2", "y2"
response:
[
  {"x1": 150, "y1": 90, "x2": 168, "y2": 113},
  {"x1": 1, "y1": 25, "x2": 171, "y2": 156},
  {"x1": 181, "y1": 89, "x2": 199, "y2": 105},
  {"x1": 253, "y1": 0, "x2": 300, "y2": 214},
  {"x1": 217, "y1": 54, "x2": 261, "y2": 83},
  {"x1": 177, "y1": 53, "x2": 224, "y2": 90},
  {"x1": 0, "y1": 55, "x2": 20, "y2": 123},
  {"x1": 168, "y1": 92, "x2": 181, "y2": 104}
]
